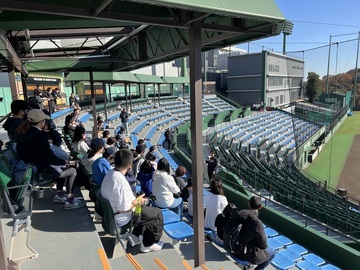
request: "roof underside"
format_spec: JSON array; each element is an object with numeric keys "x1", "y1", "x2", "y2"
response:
[{"x1": 0, "y1": 0, "x2": 285, "y2": 75}]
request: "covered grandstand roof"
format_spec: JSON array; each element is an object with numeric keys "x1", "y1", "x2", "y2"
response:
[
  {"x1": 0, "y1": 0, "x2": 285, "y2": 74},
  {"x1": 162, "y1": 76, "x2": 189, "y2": 84},
  {"x1": 65, "y1": 72, "x2": 139, "y2": 83}
]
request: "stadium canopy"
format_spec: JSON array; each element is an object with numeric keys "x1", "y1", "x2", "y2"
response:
[
  {"x1": 65, "y1": 72, "x2": 139, "y2": 83},
  {"x1": 162, "y1": 76, "x2": 189, "y2": 84},
  {"x1": 0, "y1": 0, "x2": 285, "y2": 75},
  {"x1": 0, "y1": 0, "x2": 286, "y2": 267}
]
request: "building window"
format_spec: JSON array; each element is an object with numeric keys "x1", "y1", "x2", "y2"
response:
[
  {"x1": 268, "y1": 64, "x2": 280, "y2": 72},
  {"x1": 291, "y1": 78, "x2": 302, "y2": 87},
  {"x1": 268, "y1": 77, "x2": 283, "y2": 86}
]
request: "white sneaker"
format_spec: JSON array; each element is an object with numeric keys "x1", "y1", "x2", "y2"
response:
[{"x1": 140, "y1": 240, "x2": 164, "y2": 253}]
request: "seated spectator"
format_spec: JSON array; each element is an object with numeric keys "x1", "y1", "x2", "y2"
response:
[
  {"x1": 116, "y1": 126, "x2": 126, "y2": 140},
  {"x1": 16, "y1": 109, "x2": 85, "y2": 210},
  {"x1": 102, "y1": 130, "x2": 110, "y2": 144},
  {"x1": 71, "y1": 108, "x2": 81, "y2": 126},
  {"x1": 172, "y1": 166, "x2": 187, "y2": 191},
  {"x1": 216, "y1": 196, "x2": 275, "y2": 269},
  {"x1": 115, "y1": 134, "x2": 130, "y2": 149},
  {"x1": 181, "y1": 178, "x2": 192, "y2": 202},
  {"x1": 204, "y1": 179, "x2": 228, "y2": 231},
  {"x1": 92, "y1": 147, "x2": 117, "y2": 186},
  {"x1": 81, "y1": 138, "x2": 104, "y2": 173},
  {"x1": 101, "y1": 149, "x2": 164, "y2": 252},
  {"x1": 63, "y1": 114, "x2": 76, "y2": 139},
  {"x1": 72, "y1": 126, "x2": 89, "y2": 158},
  {"x1": 97, "y1": 119, "x2": 104, "y2": 138},
  {"x1": 137, "y1": 160, "x2": 156, "y2": 196},
  {"x1": 147, "y1": 153, "x2": 157, "y2": 170},
  {"x1": 132, "y1": 144, "x2": 146, "y2": 179},
  {"x1": 106, "y1": 136, "x2": 118, "y2": 152},
  {"x1": 3, "y1": 100, "x2": 28, "y2": 142},
  {"x1": 42, "y1": 111, "x2": 69, "y2": 160},
  {"x1": 137, "y1": 139, "x2": 145, "y2": 146},
  {"x1": 145, "y1": 145, "x2": 156, "y2": 161},
  {"x1": 152, "y1": 158, "x2": 183, "y2": 216}
]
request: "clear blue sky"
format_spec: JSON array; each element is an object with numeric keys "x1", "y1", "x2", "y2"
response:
[{"x1": 236, "y1": 0, "x2": 360, "y2": 79}]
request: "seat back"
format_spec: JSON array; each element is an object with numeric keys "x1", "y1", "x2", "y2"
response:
[
  {"x1": 13, "y1": 166, "x2": 33, "y2": 204},
  {"x1": 95, "y1": 190, "x2": 116, "y2": 236},
  {"x1": 0, "y1": 157, "x2": 12, "y2": 178},
  {"x1": 90, "y1": 181, "x2": 103, "y2": 216},
  {"x1": 0, "y1": 149, "x2": 18, "y2": 170}
]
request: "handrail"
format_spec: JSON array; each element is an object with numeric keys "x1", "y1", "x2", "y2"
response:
[{"x1": 217, "y1": 172, "x2": 360, "y2": 243}]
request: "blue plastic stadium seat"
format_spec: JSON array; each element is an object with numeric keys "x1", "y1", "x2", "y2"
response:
[
  {"x1": 164, "y1": 221, "x2": 194, "y2": 241},
  {"x1": 271, "y1": 253, "x2": 295, "y2": 270},
  {"x1": 303, "y1": 253, "x2": 325, "y2": 266},
  {"x1": 278, "y1": 248, "x2": 302, "y2": 262},
  {"x1": 297, "y1": 260, "x2": 322, "y2": 270},
  {"x1": 264, "y1": 227, "x2": 279, "y2": 238},
  {"x1": 321, "y1": 264, "x2": 341, "y2": 270},
  {"x1": 273, "y1": 235, "x2": 292, "y2": 246},
  {"x1": 267, "y1": 238, "x2": 283, "y2": 251},
  {"x1": 287, "y1": 243, "x2": 308, "y2": 255},
  {"x1": 161, "y1": 209, "x2": 181, "y2": 225}
]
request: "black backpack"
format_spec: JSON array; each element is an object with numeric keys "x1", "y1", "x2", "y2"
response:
[{"x1": 222, "y1": 218, "x2": 246, "y2": 257}]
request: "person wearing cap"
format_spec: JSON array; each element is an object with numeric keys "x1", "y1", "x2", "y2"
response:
[
  {"x1": 91, "y1": 147, "x2": 117, "y2": 186},
  {"x1": 81, "y1": 138, "x2": 105, "y2": 173},
  {"x1": 3, "y1": 99, "x2": 29, "y2": 142},
  {"x1": 101, "y1": 149, "x2": 164, "y2": 253},
  {"x1": 16, "y1": 109, "x2": 85, "y2": 210},
  {"x1": 225, "y1": 196, "x2": 275, "y2": 269}
]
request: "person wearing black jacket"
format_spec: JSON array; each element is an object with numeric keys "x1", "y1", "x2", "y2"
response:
[
  {"x1": 205, "y1": 151, "x2": 218, "y2": 180},
  {"x1": 16, "y1": 109, "x2": 85, "y2": 210},
  {"x1": 228, "y1": 196, "x2": 275, "y2": 269},
  {"x1": 3, "y1": 100, "x2": 28, "y2": 142}
]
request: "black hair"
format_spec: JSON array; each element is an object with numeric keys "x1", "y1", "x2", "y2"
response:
[
  {"x1": 139, "y1": 160, "x2": 154, "y2": 174},
  {"x1": 210, "y1": 179, "x2": 224, "y2": 196},
  {"x1": 64, "y1": 114, "x2": 73, "y2": 125},
  {"x1": 11, "y1": 100, "x2": 28, "y2": 114},
  {"x1": 102, "y1": 130, "x2": 110, "y2": 138},
  {"x1": 249, "y1": 196, "x2": 262, "y2": 210},
  {"x1": 73, "y1": 125, "x2": 86, "y2": 143},
  {"x1": 157, "y1": 158, "x2": 170, "y2": 174},
  {"x1": 114, "y1": 149, "x2": 133, "y2": 169}
]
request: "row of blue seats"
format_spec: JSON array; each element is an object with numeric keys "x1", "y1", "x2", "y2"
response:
[
  {"x1": 158, "y1": 148, "x2": 178, "y2": 172},
  {"x1": 78, "y1": 113, "x2": 92, "y2": 123},
  {"x1": 51, "y1": 107, "x2": 73, "y2": 120},
  {"x1": 107, "y1": 112, "x2": 121, "y2": 122},
  {"x1": 131, "y1": 120, "x2": 148, "y2": 135},
  {"x1": 132, "y1": 104, "x2": 153, "y2": 112},
  {"x1": 138, "y1": 108, "x2": 163, "y2": 117}
]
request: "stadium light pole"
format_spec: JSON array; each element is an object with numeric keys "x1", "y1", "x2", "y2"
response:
[
  {"x1": 282, "y1": 20, "x2": 294, "y2": 55},
  {"x1": 325, "y1": 35, "x2": 332, "y2": 94}
]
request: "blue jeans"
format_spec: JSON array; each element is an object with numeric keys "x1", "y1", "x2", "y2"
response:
[
  {"x1": 169, "y1": 197, "x2": 183, "y2": 217},
  {"x1": 255, "y1": 248, "x2": 275, "y2": 270}
]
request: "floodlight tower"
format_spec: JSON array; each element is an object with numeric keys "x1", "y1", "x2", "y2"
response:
[{"x1": 282, "y1": 20, "x2": 294, "y2": 55}]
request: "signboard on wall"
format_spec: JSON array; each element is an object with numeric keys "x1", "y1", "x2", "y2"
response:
[{"x1": 26, "y1": 76, "x2": 61, "y2": 84}]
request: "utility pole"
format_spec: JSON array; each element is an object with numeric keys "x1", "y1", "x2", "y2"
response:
[{"x1": 353, "y1": 32, "x2": 360, "y2": 110}]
